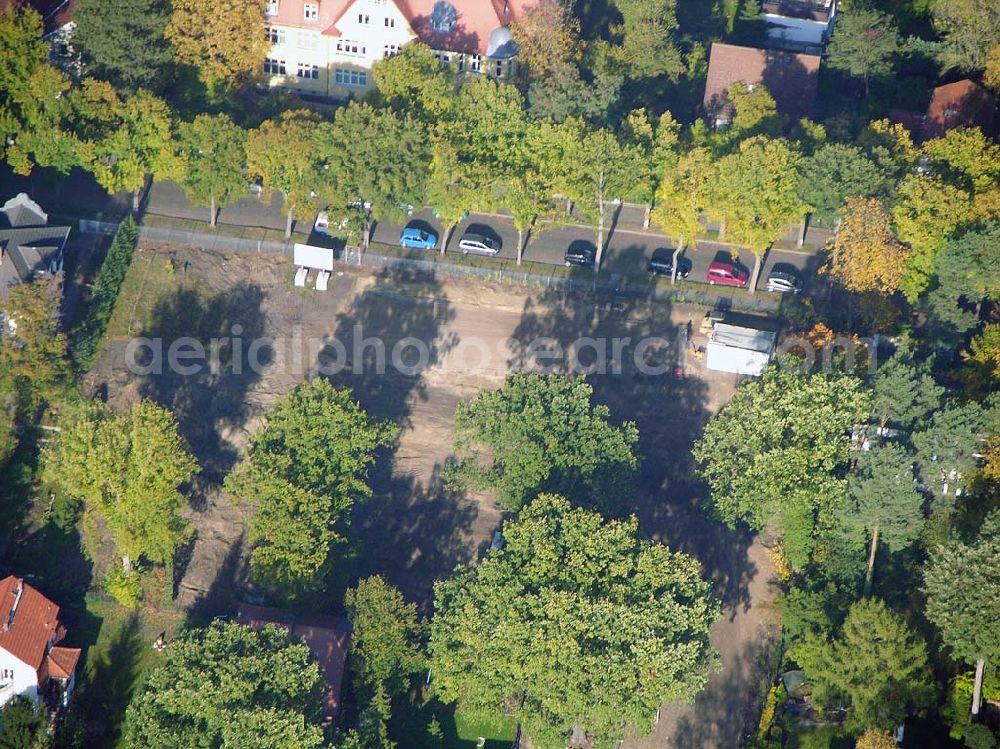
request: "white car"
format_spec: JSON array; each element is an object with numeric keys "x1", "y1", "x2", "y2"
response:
[
  {"x1": 458, "y1": 232, "x2": 501, "y2": 256},
  {"x1": 765, "y1": 270, "x2": 802, "y2": 294}
]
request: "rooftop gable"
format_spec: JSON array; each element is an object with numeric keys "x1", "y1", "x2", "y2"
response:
[{"x1": 0, "y1": 576, "x2": 65, "y2": 672}]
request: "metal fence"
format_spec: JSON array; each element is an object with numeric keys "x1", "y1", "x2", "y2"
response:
[{"x1": 137, "y1": 223, "x2": 780, "y2": 314}]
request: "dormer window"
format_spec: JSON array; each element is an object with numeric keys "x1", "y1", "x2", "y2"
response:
[
  {"x1": 430, "y1": 0, "x2": 456, "y2": 31},
  {"x1": 265, "y1": 0, "x2": 279, "y2": 15},
  {"x1": 304, "y1": 2, "x2": 318, "y2": 21}
]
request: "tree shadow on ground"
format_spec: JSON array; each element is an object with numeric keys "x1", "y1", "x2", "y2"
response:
[
  {"x1": 507, "y1": 280, "x2": 757, "y2": 615},
  {"x1": 135, "y1": 281, "x2": 270, "y2": 484},
  {"x1": 314, "y1": 266, "x2": 469, "y2": 602},
  {"x1": 668, "y1": 634, "x2": 778, "y2": 749},
  {"x1": 72, "y1": 611, "x2": 144, "y2": 749}
]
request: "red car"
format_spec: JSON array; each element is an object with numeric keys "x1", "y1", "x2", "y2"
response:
[{"x1": 706, "y1": 261, "x2": 749, "y2": 287}]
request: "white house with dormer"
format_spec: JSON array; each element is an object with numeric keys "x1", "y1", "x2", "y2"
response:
[
  {"x1": 0, "y1": 577, "x2": 80, "y2": 709},
  {"x1": 261, "y1": 0, "x2": 526, "y2": 100}
]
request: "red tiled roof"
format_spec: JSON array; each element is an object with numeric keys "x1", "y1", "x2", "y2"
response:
[
  {"x1": 0, "y1": 0, "x2": 76, "y2": 33},
  {"x1": 397, "y1": 0, "x2": 530, "y2": 55},
  {"x1": 921, "y1": 79, "x2": 996, "y2": 141},
  {"x1": 265, "y1": 0, "x2": 351, "y2": 36},
  {"x1": 43, "y1": 646, "x2": 80, "y2": 680},
  {"x1": 237, "y1": 604, "x2": 351, "y2": 719},
  {"x1": 703, "y1": 42, "x2": 821, "y2": 123},
  {"x1": 0, "y1": 576, "x2": 64, "y2": 671}
]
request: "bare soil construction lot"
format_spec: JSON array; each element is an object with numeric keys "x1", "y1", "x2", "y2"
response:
[{"x1": 86, "y1": 244, "x2": 777, "y2": 749}]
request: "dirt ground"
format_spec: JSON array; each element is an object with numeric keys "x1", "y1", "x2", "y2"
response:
[{"x1": 85, "y1": 244, "x2": 777, "y2": 749}]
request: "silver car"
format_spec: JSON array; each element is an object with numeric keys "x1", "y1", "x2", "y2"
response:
[
  {"x1": 458, "y1": 232, "x2": 501, "y2": 256},
  {"x1": 765, "y1": 270, "x2": 802, "y2": 294}
]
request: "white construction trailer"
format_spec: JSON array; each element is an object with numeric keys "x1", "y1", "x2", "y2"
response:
[
  {"x1": 293, "y1": 243, "x2": 333, "y2": 291},
  {"x1": 706, "y1": 323, "x2": 777, "y2": 376}
]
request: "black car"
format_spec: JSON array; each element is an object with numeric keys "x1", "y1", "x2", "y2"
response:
[
  {"x1": 565, "y1": 240, "x2": 597, "y2": 267},
  {"x1": 647, "y1": 247, "x2": 692, "y2": 278}
]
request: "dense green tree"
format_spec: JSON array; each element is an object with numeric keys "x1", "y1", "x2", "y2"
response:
[
  {"x1": 425, "y1": 136, "x2": 484, "y2": 253},
  {"x1": 225, "y1": 379, "x2": 396, "y2": 597},
  {"x1": 912, "y1": 402, "x2": 987, "y2": 499},
  {"x1": 0, "y1": 280, "x2": 69, "y2": 414},
  {"x1": 798, "y1": 599, "x2": 932, "y2": 732},
  {"x1": 503, "y1": 164, "x2": 555, "y2": 265},
  {"x1": 321, "y1": 102, "x2": 430, "y2": 247},
  {"x1": 121, "y1": 620, "x2": 327, "y2": 749},
  {"x1": 73, "y1": 0, "x2": 173, "y2": 93},
  {"x1": 726, "y1": 82, "x2": 780, "y2": 141},
  {"x1": 925, "y1": 514, "x2": 1000, "y2": 718},
  {"x1": 430, "y1": 494, "x2": 719, "y2": 749},
  {"x1": 870, "y1": 348, "x2": 943, "y2": 431},
  {"x1": 176, "y1": 113, "x2": 247, "y2": 227},
  {"x1": 246, "y1": 110, "x2": 326, "y2": 239},
  {"x1": 371, "y1": 43, "x2": 454, "y2": 120},
  {"x1": 344, "y1": 576, "x2": 425, "y2": 699},
  {"x1": 651, "y1": 148, "x2": 712, "y2": 284},
  {"x1": 827, "y1": 6, "x2": 900, "y2": 96},
  {"x1": 799, "y1": 144, "x2": 889, "y2": 221},
  {"x1": 448, "y1": 373, "x2": 638, "y2": 514},
  {"x1": 510, "y1": 0, "x2": 581, "y2": 81},
  {"x1": 0, "y1": 5, "x2": 78, "y2": 176},
  {"x1": 610, "y1": 0, "x2": 683, "y2": 80},
  {"x1": 43, "y1": 400, "x2": 198, "y2": 578},
  {"x1": 0, "y1": 696, "x2": 49, "y2": 749},
  {"x1": 452, "y1": 77, "x2": 528, "y2": 175},
  {"x1": 843, "y1": 443, "x2": 925, "y2": 594},
  {"x1": 0, "y1": 395, "x2": 15, "y2": 468},
  {"x1": 693, "y1": 365, "x2": 871, "y2": 569},
  {"x1": 711, "y1": 136, "x2": 804, "y2": 292},
  {"x1": 166, "y1": 0, "x2": 269, "y2": 85},
  {"x1": 926, "y1": 224, "x2": 1000, "y2": 339},
  {"x1": 929, "y1": 0, "x2": 1000, "y2": 73},
  {"x1": 526, "y1": 65, "x2": 623, "y2": 124}
]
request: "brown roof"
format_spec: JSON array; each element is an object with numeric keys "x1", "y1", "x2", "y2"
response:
[
  {"x1": 42, "y1": 646, "x2": 80, "y2": 681},
  {"x1": 703, "y1": 42, "x2": 821, "y2": 123},
  {"x1": 0, "y1": 0, "x2": 76, "y2": 33},
  {"x1": 0, "y1": 576, "x2": 65, "y2": 672},
  {"x1": 237, "y1": 604, "x2": 351, "y2": 719},
  {"x1": 921, "y1": 79, "x2": 996, "y2": 141}
]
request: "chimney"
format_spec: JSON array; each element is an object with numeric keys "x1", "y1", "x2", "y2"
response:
[{"x1": 4, "y1": 580, "x2": 23, "y2": 632}]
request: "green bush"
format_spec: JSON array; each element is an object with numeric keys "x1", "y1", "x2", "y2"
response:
[
  {"x1": 104, "y1": 566, "x2": 142, "y2": 608},
  {"x1": 70, "y1": 216, "x2": 138, "y2": 371},
  {"x1": 965, "y1": 723, "x2": 998, "y2": 749}
]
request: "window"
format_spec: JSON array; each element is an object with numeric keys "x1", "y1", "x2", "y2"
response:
[
  {"x1": 304, "y1": 3, "x2": 318, "y2": 20},
  {"x1": 430, "y1": 0, "x2": 456, "y2": 31},
  {"x1": 495, "y1": 59, "x2": 503, "y2": 77},
  {"x1": 0, "y1": 669, "x2": 14, "y2": 683},
  {"x1": 358, "y1": 13, "x2": 370, "y2": 23},
  {"x1": 336, "y1": 39, "x2": 365, "y2": 55},
  {"x1": 297, "y1": 62, "x2": 320, "y2": 79},
  {"x1": 384, "y1": 17, "x2": 394, "y2": 26},
  {"x1": 266, "y1": 26, "x2": 285, "y2": 44},
  {"x1": 470, "y1": 54, "x2": 481, "y2": 71},
  {"x1": 297, "y1": 31, "x2": 317, "y2": 49},
  {"x1": 457, "y1": 54, "x2": 464, "y2": 71},
  {"x1": 384, "y1": 43, "x2": 400, "y2": 57},
  {"x1": 263, "y1": 58, "x2": 286, "y2": 75},
  {"x1": 335, "y1": 68, "x2": 368, "y2": 87},
  {"x1": 265, "y1": 0, "x2": 279, "y2": 15}
]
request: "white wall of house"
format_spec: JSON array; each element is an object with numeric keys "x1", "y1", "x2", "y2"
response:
[{"x1": 0, "y1": 653, "x2": 41, "y2": 708}]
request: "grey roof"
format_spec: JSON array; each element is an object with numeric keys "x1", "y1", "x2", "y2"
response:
[
  {"x1": 0, "y1": 196, "x2": 70, "y2": 298},
  {"x1": 0, "y1": 193, "x2": 49, "y2": 229},
  {"x1": 711, "y1": 323, "x2": 777, "y2": 353}
]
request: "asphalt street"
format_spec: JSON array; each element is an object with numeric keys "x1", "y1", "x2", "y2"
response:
[
  {"x1": 145, "y1": 180, "x2": 826, "y2": 293},
  {"x1": 370, "y1": 208, "x2": 826, "y2": 293}
]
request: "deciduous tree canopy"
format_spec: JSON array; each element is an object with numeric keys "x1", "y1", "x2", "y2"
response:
[{"x1": 430, "y1": 494, "x2": 719, "y2": 749}]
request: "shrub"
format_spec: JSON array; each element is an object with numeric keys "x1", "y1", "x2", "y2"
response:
[
  {"x1": 965, "y1": 723, "x2": 998, "y2": 749},
  {"x1": 104, "y1": 566, "x2": 142, "y2": 608},
  {"x1": 70, "y1": 216, "x2": 138, "y2": 371}
]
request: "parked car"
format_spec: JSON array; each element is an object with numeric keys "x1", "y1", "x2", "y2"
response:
[
  {"x1": 706, "y1": 260, "x2": 748, "y2": 287},
  {"x1": 458, "y1": 231, "x2": 501, "y2": 255},
  {"x1": 399, "y1": 226, "x2": 437, "y2": 249},
  {"x1": 647, "y1": 247, "x2": 692, "y2": 278},
  {"x1": 766, "y1": 269, "x2": 802, "y2": 293},
  {"x1": 565, "y1": 240, "x2": 597, "y2": 267}
]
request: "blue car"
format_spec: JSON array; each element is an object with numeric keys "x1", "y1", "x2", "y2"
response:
[{"x1": 399, "y1": 227, "x2": 437, "y2": 249}]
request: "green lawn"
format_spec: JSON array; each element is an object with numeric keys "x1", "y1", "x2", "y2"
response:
[
  {"x1": 390, "y1": 685, "x2": 516, "y2": 749},
  {"x1": 63, "y1": 596, "x2": 183, "y2": 748}
]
